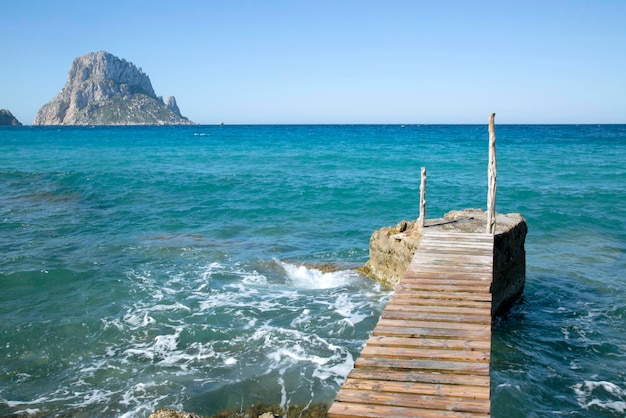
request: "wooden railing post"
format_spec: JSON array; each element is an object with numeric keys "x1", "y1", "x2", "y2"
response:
[
  {"x1": 486, "y1": 113, "x2": 497, "y2": 234},
  {"x1": 418, "y1": 166, "x2": 427, "y2": 229}
]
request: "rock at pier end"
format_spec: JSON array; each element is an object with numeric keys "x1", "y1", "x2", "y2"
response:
[{"x1": 361, "y1": 208, "x2": 527, "y2": 316}]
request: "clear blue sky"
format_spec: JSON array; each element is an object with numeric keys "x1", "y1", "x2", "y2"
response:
[{"x1": 2, "y1": 0, "x2": 625, "y2": 124}]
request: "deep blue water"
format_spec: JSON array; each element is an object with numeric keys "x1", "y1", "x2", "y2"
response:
[{"x1": 1, "y1": 125, "x2": 625, "y2": 417}]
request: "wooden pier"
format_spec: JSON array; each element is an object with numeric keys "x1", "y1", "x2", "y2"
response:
[{"x1": 328, "y1": 230, "x2": 494, "y2": 417}]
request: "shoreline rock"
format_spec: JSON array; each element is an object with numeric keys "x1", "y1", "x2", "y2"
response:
[
  {"x1": 149, "y1": 409, "x2": 203, "y2": 418},
  {"x1": 150, "y1": 401, "x2": 328, "y2": 418}
]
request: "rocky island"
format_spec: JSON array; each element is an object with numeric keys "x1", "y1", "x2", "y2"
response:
[
  {"x1": 0, "y1": 109, "x2": 22, "y2": 126},
  {"x1": 33, "y1": 51, "x2": 193, "y2": 125}
]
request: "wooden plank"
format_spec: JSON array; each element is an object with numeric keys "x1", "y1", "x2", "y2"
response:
[
  {"x1": 403, "y1": 271, "x2": 492, "y2": 280},
  {"x1": 417, "y1": 243, "x2": 493, "y2": 251},
  {"x1": 392, "y1": 290, "x2": 492, "y2": 302},
  {"x1": 381, "y1": 310, "x2": 491, "y2": 325},
  {"x1": 420, "y1": 241, "x2": 492, "y2": 247},
  {"x1": 364, "y1": 335, "x2": 491, "y2": 351},
  {"x1": 397, "y1": 283, "x2": 492, "y2": 293},
  {"x1": 420, "y1": 242, "x2": 492, "y2": 247},
  {"x1": 376, "y1": 318, "x2": 489, "y2": 332},
  {"x1": 416, "y1": 247, "x2": 492, "y2": 254},
  {"x1": 408, "y1": 264, "x2": 492, "y2": 273},
  {"x1": 388, "y1": 296, "x2": 492, "y2": 309},
  {"x1": 421, "y1": 231, "x2": 494, "y2": 240},
  {"x1": 411, "y1": 253, "x2": 493, "y2": 261},
  {"x1": 372, "y1": 326, "x2": 490, "y2": 340},
  {"x1": 411, "y1": 251, "x2": 492, "y2": 259},
  {"x1": 401, "y1": 273, "x2": 491, "y2": 280},
  {"x1": 341, "y1": 378, "x2": 490, "y2": 400},
  {"x1": 408, "y1": 264, "x2": 493, "y2": 273},
  {"x1": 359, "y1": 345, "x2": 490, "y2": 362},
  {"x1": 406, "y1": 269, "x2": 493, "y2": 277},
  {"x1": 383, "y1": 303, "x2": 492, "y2": 316},
  {"x1": 328, "y1": 402, "x2": 490, "y2": 418},
  {"x1": 394, "y1": 287, "x2": 492, "y2": 296},
  {"x1": 334, "y1": 388, "x2": 491, "y2": 414},
  {"x1": 418, "y1": 243, "x2": 493, "y2": 250},
  {"x1": 354, "y1": 356, "x2": 490, "y2": 375},
  {"x1": 397, "y1": 285, "x2": 492, "y2": 294},
  {"x1": 417, "y1": 249, "x2": 492, "y2": 255},
  {"x1": 418, "y1": 241, "x2": 492, "y2": 248},
  {"x1": 401, "y1": 275, "x2": 492, "y2": 282},
  {"x1": 417, "y1": 245, "x2": 492, "y2": 252},
  {"x1": 421, "y1": 234, "x2": 493, "y2": 239},
  {"x1": 397, "y1": 284, "x2": 492, "y2": 293},
  {"x1": 406, "y1": 271, "x2": 492, "y2": 279},
  {"x1": 346, "y1": 368, "x2": 491, "y2": 387}
]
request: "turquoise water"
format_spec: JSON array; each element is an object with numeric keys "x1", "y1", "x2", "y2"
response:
[{"x1": 0, "y1": 125, "x2": 624, "y2": 417}]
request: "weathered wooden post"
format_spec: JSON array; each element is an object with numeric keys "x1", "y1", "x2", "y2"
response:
[
  {"x1": 486, "y1": 113, "x2": 497, "y2": 234},
  {"x1": 418, "y1": 166, "x2": 427, "y2": 229}
]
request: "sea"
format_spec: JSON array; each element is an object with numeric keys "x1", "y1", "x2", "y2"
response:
[{"x1": 0, "y1": 124, "x2": 624, "y2": 418}]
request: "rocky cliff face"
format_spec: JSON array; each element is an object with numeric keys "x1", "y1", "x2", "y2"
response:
[
  {"x1": 0, "y1": 109, "x2": 22, "y2": 126},
  {"x1": 33, "y1": 51, "x2": 193, "y2": 125}
]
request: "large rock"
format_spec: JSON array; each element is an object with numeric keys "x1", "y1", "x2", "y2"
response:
[
  {"x1": 33, "y1": 51, "x2": 193, "y2": 125},
  {"x1": 361, "y1": 209, "x2": 527, "y2": 316},
  {"x1": 358, "y1": 219, "x2": 422, "y2": 287},
  {"x1": 0, "y1": 109, "x2": 22, "y2": 126}
]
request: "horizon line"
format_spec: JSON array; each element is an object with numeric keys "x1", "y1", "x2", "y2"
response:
[{"x1": 7, "y1": 122, "x2": 626, "y2": 127}]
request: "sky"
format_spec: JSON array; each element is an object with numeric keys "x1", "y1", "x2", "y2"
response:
[{"x1": 2, "y1": 0, "x2": 625, "y2": 125}]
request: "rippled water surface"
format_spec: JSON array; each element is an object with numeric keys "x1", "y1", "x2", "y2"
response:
[{"x1": 1, "y1": 125, "x2": 625, "y2": 417}]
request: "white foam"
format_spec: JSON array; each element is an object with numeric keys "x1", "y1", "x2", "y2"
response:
[
  {"x1": 51, "y1": 258, "x2": 389, "y2": 416},
  {"x1": 200, "y1": 262, "x2": 223, "y2": 282},
  {"x1": 102, "y1": 317, "x2": 125, "y2": 331},
  {"x1": 290, "y1": 308, "x2": 312, "y2": 329},
  {"x1": 312, "y1": 351, "x2": 354, "y2": 386},
  {"x1": 14, "y1": 409, "x2": 41, "y2": 416},
  {"x1": 277, "y1": 368, "x2": 288, "y2": 411},
  {"x1": 278, "y1": 260, "x2": 356, "y2": 289},
  {"x1": 241, "y1": 269, "x2": 268, "y2": 284},
  {"x1": 6, "y1": 397, "x2": 53, "y2": 407},
  {"x1": 123, "y1": 311, "x2": 155, "y2": 329},
  {"x1": 149, "y1": 302, "x2": 191, "y2": 312},
  {"x1": 573, "y1": 380, "x2": 626, "y2": 413},
  {"x1": 69, "y1": 388, "x2": 116, "y2": 407},
  {"x1": 255, "y1": 323, "x2": 354, "y2": 392},
  {"x1": 117, "y1": 384, "x2": 171, "y2": 418},
  {"x1": 331, "y1": 293, "x2": 369, "y2": 325},
  {"x1": 123, "y1": 328, "x2": 183, "y2": 362}
]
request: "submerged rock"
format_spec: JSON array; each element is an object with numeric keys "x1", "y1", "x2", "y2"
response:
[{"x1": 33, "y1": 51, "x2": 193, "y2": 125}]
